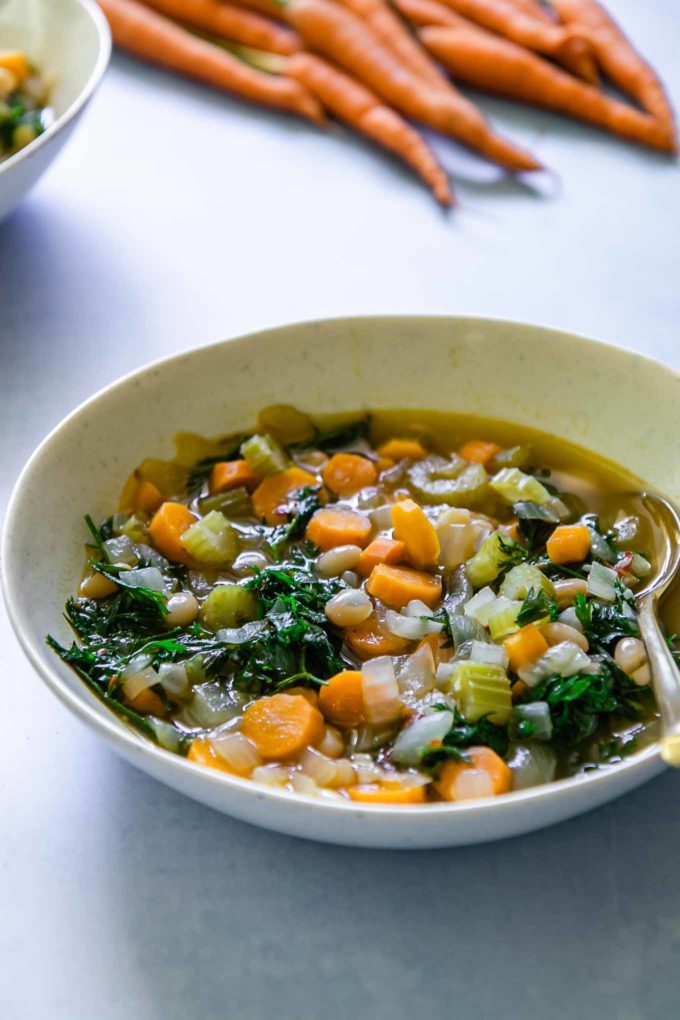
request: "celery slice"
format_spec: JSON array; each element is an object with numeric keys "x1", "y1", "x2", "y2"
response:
[
  {"x1": 180, "y1": 510, "x2": 238, "y2": 566},
  {"x1": 490, "y1": 468, "x2": 551, "y2": 506},
  {"x1": 201, "y1": 583, "x2": 258, "y2": 632},
  {"x1": 198, "y1": 486, "x2": 253, "y2": 518},
  {"x1": 452, "y1": 661, "x2": 512, "y2": 725},
  {"x1": 240, "y1": 433, "x2": 288, "y2": 477},
  {"x1": 408, "y1": 456, "x2": 488, "y2": 507},
  {"x1": 490, "y1": 445, "x2": 531, "y2": 472},
  {"x1": 499, "y1": 563, "x2": 554, "y2": 601},
  {"x1": 487, "y1": 600, "x2": 522, "y2": 641},
  {"x1": 466, "y1": 533, "x2": 508, "y2": 588}
]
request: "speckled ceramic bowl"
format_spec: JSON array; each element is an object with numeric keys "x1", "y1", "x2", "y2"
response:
[
  {"x1": 3, "y1": 317, "x2": 680, "y2": 848},
  {"x1": 0, "y1": 0, "x2": 110, "y2": 223}
]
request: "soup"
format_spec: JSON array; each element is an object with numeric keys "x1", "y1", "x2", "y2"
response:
[
  {"x1": 49, "y1": 406, "x2": 670, "y2": 805},
  {"x1": 0, "y1": 51, "x2": 52, "y2": 161}
]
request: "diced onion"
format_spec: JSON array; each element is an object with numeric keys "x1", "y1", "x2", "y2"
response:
[
  {"x1": 437, "y1": 522, "x2": 476, "y2": 570},
  {"x1": 300, "y1": 748, "x2": 356, "y2": 789},
  {"x1": 157, "y1": 662, "x2": 190, "y2": 700},
  {"x1": 391, "y1": 710, "x2": 453, "y2": 766},
  {"x1": 385, "y1": 610, "x2": 428, "y2": 640},
  {"x1": 369, "y1": 505, "x2": 394, "y2": 531},
  {"x1": 510, "y1": 702, "x2": 553, "y2": 741},
  {"x1": 587, "y1": 562, "x2": 618, "y2": 602},
  {"x1": 404, "y1": 599, "x2": 435, "y2": 618},
  {"x1": 103, "y1": 535, "x2": 137, "y2": 565},
  {"x1": 436, "y1": 662, "x2": 456, "y2": 687},
  {"x1": 469, "y1": 640, "x2": 509, "y2": 669},
  {"x1": 148, "y1": 718, "x2": 183, "y2": 752},
  {"x1": 518, "y1": 641, "x2": 591, "y2": 686},
  {"x1": 123, "y1": 566, "x2": 166, "y2": 593},
  {"x1": 122, "y1": 666, "x2": 158, "y2": 700},
  {"x1": 507, "y1": 743, "x2": 556, "y2": 790},
  {"x1": 210, "y1": 732, "x2": 262, "y2": 776},
  {"x1": 463, "y1": 586, "x2": 497, "y2": 625},
  {"x1": 361, "y1": 656, "x2": 402, "y2": 725},
  {"x1": 397, "y1": 644, "x2": 437, "y2": 697},
  {"x1": 251, "y1": 765, "x2": 290, "y2": 786},
  {"x1": 121, "y1": 653, "x2": 153, "y2": 681},
  {"x1": 216, "y1": 620, "x2": 268, "y2": 644}
]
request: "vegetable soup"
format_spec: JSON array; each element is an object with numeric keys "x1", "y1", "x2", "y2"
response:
[
  {"x1": 0, "y1": 51, "x2": 52, "y2": 161},
  {"x1": 49, "y1": 406, "x2": 672, "y2": 805}
]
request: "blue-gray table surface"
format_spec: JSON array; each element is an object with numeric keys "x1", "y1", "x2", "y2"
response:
[{"x1": 1, "y1": 2, "x2": 679, "y2": 1016}]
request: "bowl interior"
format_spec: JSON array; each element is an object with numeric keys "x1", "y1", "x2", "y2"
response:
[
  {"x1": 4, "y1": 317, "x2": 680, "y2": 824},
  {"x1": 0, "y1": 0, "x2": 107, "y2": 122}
]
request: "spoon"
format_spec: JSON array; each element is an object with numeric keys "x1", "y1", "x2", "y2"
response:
[{"x1": 631, "y1": 492, "x2": 680, "y2": 766}]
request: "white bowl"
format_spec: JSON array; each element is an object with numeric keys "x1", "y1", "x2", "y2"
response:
[
  {"x1": 3, "y1": 317, "x2": 679, "y2": 848},
  {"x1": 0, "y1": 0, "x2": 110, "y2": 223}
]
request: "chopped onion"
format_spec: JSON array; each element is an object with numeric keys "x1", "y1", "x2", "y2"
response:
[
  {"x1": 391, "y1": 710, "x2": 453, "y2": 766},
  {"x1": 545, "y1": 495, "x2": 570, "y2": 520},
  {"x1": 290, "y1": 773, "x2": 317, "y2": 795},
  {"x1": 121, "y1": 652, "x2": 153, "y2": 680},
  {"x1": 507, "y1": 743, "x2": 556, "y2": 790},
  {"x1": 404, "y1": 599, "x2": 435, "y2": 618},
  {"x1": 210, "y1": 732, "x2": 261, "y2": 776},
  {"x1": 463, "y1": 586, "x2": 498, "y2": 625},
  {"x1": 469, "y1": 640, "x2": 509, "y2": 669},
  {"x1": 385, "y1": 610, "x2": 442, "y2": 640},
  {"x1": 436, "y1": 662, "x2": 456, "y2": 688},
  {"x1": 437, "y1": 522, "x2": 476, "y2": 570},
  {"x1": 123, "y1": 566, "x2": 166, "y2": 592},
  {"x1": 251, "y1": 765, "x2": 290, "y2": 787},
  {"x1": 369, "y1": 505, "x2": 394, "y2": 531},
  {"x1": 216, "y1": 620, "x2": 267, "y2": 644},
  {"x1": 558, "y1": 607, "x2": 583, "y2": 632},
  {"x1": 135, "y1": 544, "x2": 169, "y2": 571},
  {"x1": 589, "y1": 529, "x2": 617, "y2": 565},
  {"x1": 103, "y1": 535, "x2": 137, "y2": 565},
  {"x1": 157, "y1": 662, "x2": 190, "y2": 700},
  {"x1": 122, "y1": 666, "x2": 158, "y2": 700},
  {"x1": 397, "y1": 644, "x2": 437, "y2": 697},
  {"x1": 448, "y1": 614, "x2": 487, "y2": 649},
  {"x1": 587, "y1": 562, "x2": 618, "y2": 602},
  {"x1": 518, "y1": 641, "x2": 591, "y2": 686},
  {"x1": 510, "y1": 702, "x2": 553, "y2": 741},
  {"x1": 361, "y1": 656, "x2": 402, "y2": 725},
  {"x1": 300, "y1": 748, "x2": 355, "y2": 789},
  {"x1": 148, "y1": 718, "x2": 183, "y2": 753}
]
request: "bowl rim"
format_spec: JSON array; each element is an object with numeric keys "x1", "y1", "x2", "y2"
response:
[
  {"x1": 0, "y1": 0, "x2": 111, "y2": 178},
  {"x1": 2, "y1": 314, "x2": 673, "y2": 819}
]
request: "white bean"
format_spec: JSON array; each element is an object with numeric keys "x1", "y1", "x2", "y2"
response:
[
  {"x1": 232, "y1": 551, "x2": 269, "y2": 576},
  {"x1": 316, "y1": 544, "x2": 362, "y2": 579},
  {"x1": 541, "y1": 622, "x2": 589, "y2": 652},
  {"x1": 165, "y1": 591, "x2": 199, "y2": 628},
  {"x1": 631, "y1": 662, "x2": 651, "y2": 687},
  {"x1": 614, "y1": 637, "x2": 647, "y2": 676},
  {"x1": 325, "y1": 588, "x2": 373, "y2": 627},
  {"x1": 553, "y1": 578, "x2": 589, "y2": 609},
  {"x1": 78, "y1": 572, "x2": 118, "y2": 600}
]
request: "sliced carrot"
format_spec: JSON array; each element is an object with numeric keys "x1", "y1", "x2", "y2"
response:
[
  {"x1": 391, "y1": 498, "x2": 440, "y2": 570},
  {"x1": 345, "y1": 614, "x2": 412, "y2": 658},
  {"x1": 126, "y1": 686, "x2": 167, "y2": 716},
  {"x1": 436, "y1": 746, "x2": 511, "y2": 801},
  {"x1": 148, "y1": 501, "x2": 198, "y2": 564},
  {"x1": 0, "y1": 51, "x2": 29, "y2": 83},
  {"x1": 318, "y1": 670, "x2": 365, "y2": 727},
  {"x1": 321, "y1": 452, "x2": 377, "y2": 496},
  {"x1": 133, "y1": 479, "x2": 163, "y2": 514},
  {"x1": 376, "y1": 437, "x2": 428, "y2": 461},
  {"x1": 348, "y1": 783, "x2": 428, "y2": 803},
  {"x1": 356, "y1": 537, "x2": 406, "y2": 576},
  {"x1": 306, "y1": 507, "x2": 372, "y2": 550},
  {"x1": 252, "y1": 466, "x2": 318, "y2": 525},
  {"x1": 241, "y1": 693, "x2": 325, "y2": 759},
  {"x1": 285, "y1": 685, "x2": 319, "y2": 706},
  {"x1": 188, "y1": 737, "x2": 234, "y2": 773},
  {"x1": 511, "y1": 679, "x2": 528, "y2": 702},
  {"x1": 500, "y1": 518, "x2": 520, "y2": 542},
  {"x1": 458, "y1": 439, "x2": 502, "y2": 468},
  {"x1": 209, "y1": 459, "x2": 259, "y2": 495},
  {"x1": 503, "y1": 623, "x2": 549, "y2": 672},
  {"x1": 367, "y1": 563, "x2": 442, "y2": 610},
  {"x1": 546, "y1": 524, "x2": 591, "y2": 564}
]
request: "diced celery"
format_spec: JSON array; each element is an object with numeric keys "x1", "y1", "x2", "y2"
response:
[
  {"x1": 510, "y1": 702, "x2": 553, "y2": 742},
  {"x1": 198, "y1": 485, "x2": 253, "y2": 518},
  {"x1": 408, "y1": 456, "x2": 488, "y2": 507},
  {"x1": 466, "y1": 533, "x2": 508, "y2": 588},
  {"x1": 586, "y1": 562, "x2": 618, "y2": 602},
  {"x1": 201, "y1": 583, "x2": 258, "y2": 631},
  {"x1": 118, "y1": 514, "x2": 149, "y2": 545},
  {"x1": 452, "y1": 661, "x2": 512, "y2": 725},
  {"x1": 391, "y1": 711, "x2": 454, "y2": 766},
  {"x1": 469, "y1": 640, "x2": 509, "y2": 669},
  {"x1": 448, "y1": 613, "x2": 488, "y2": 647},
  {"x1": 499, "y1": 563, "x2": 554, "y2": 601},
  {"x1": 180, "y1": 510, "x2": 238, "y2": 566},
  {"x1": 631, "y1": 553, "x2": 652, "y2": 578},
  {"x1": 187, "y1": 681, "x2": 248, "y2": 727},
  {"x1": 147, "y1": 718, "x2": 184, "y2": 753},
  {"x1": 240, "y1": 433, "x2": 288, "y2": 477},
  {"x1": 490, "y1": 468, "x2": 551, "y2": 506},
  {"x1": 490, "y1": 445, "x2": 531, "y2": 472},
  {"x1": 487, "y1": 599, "x2": 522, "y2": 641}
]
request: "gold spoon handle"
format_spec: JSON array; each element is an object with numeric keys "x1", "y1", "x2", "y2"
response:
[{"x1": 638, "y1": 592, "x2": 680, "y2": 766}]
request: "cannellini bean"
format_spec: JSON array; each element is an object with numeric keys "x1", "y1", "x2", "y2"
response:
[
  {"x1": 232, "y1": 551, "x2": 269, "y2": 576},
  {"x1": 631, "y1": 662, "x2": 651, "y2": 687},
  {"x1": 540, "y1": 622, "x2": 589, "y2": 653},
  {"x1": 553, "y1": 578, "x2": 589, "y2": 609},
  {"x1": 325, "y1": 588, "x2": 372, "y2": 627},
  {"x1": 614, "y1": 637, "x2": 647, "y2": 676},
  {"x1": 316, "y1": 544, "x2": 362, "y2": 579},
  {"x1": 165, "y1": 591, "x2": 199, "y2": 628},
  {"x1": 341, "y1": 570, "x2": 362, "y2": 588},
  {"x1": 78, "y1": 572, "x2": 118, "y2": 600},
  {"x1": 318, "y1": 725, "x2": 344, "y2": 758},
  {"x1": 299, "y1": 449, "x2": 328, "y2": 469}
]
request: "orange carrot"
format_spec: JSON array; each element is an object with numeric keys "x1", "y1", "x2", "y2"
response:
[
  {"x1": 392, "y1": 0, "x2": 463, "y2": 29},
  {"x1": 366, "y1": 562, "x2": 442, "y2": 609},
  {"x1": 376, "y1": 437, "x2": 428, "y2": 460},
  {"x1": 241, "y1": 692, "x2": 325, "y2": 758},
  {"x1": 126, "y1": 686, "x2": 167, "y2": 716},
  {"x1": 553, "y1": 0, "x2": 677, "y2": 143},
  {"x1": 148, "y1": 501, "x2": 198, "y2": 564},
  {"x1": 337, "y1": 0, "x2": 448, "y2": 89},
  {"x1": 141, "y1": 0, "x2": 302, "y2": 54},
  {"x1": 209, "y1": 459, "x2": 259, "y2": 494},
  {"x1": 188, "y1": 737, "x2": 235, "y2": 772},
  {"x1": 434, "y1": 0, "x2": 597, "y2": 82},
  {"x1": 348, "y1": 783, "x2": 428, "y2": 803},
  {"x1": 510, "y1": 0, "x2": 555, "y2": 22},
  {"x1": 391, "y1": 498, "x2": 440, "y2": 569},
  {"x1": 98, "y1": 0, "x2": 323, "y2": 123},
  {"x1": 503, "y1": 622, "x2": 549, "y2": 671},
  {"x1": 545, "y1": 523, "x2": 591, "y2": 563},
  {"x1": 0, "y1": 51, "x2": 29, "y2": 82},
  {"x1": 230, "y1": 0, "x2": 290, "y2": 19},
  {"x1": 356, "y1": 536, "x2": 406, "y2": 575},
  {"x1": 287, "y1": 52, "x2": 452, "y2": 205},
  {"x1": 321, "y1": 452, "x2": 378, "y2": 495},
  {"x1": 436, "y1": 746, "x2": 511, "y2": 800},
  {"x1": 420, "y1": 25, "x2": 675, "y2": 151},
  {"x1": 132, "y1": 479, "x2": 163, "y2": 514},
  {"x1": 306, "y1": 507, "x2": 372, "y2": 549},
  {"x1": 285, "y1": 0, "x2": 541, "y2": 170},
  {"x1": 318, "y1": 670, "x2": 365, "y2": 727},
  {"x1": 458, "y1": 439, "x2": 502, "y2": 468},
  {"x1": 252, "y1": 466, "x2": 318, "y2": 524},
  {"x1": 345, "y1": 614, "x2": 412, "y2": 658}
]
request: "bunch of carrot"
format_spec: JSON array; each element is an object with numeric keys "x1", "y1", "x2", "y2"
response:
[{"x1": 98, "y1": 0, "x2": 676, "y2": 206}]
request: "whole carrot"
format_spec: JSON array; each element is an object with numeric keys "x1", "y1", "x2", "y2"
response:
[
  {"x1": 286, "y1": 51, "x2": 452, "y2": 204},
  {"x1": 552, "y1": 0, "x2": 676, "y2": 142},
  {"x1": 392, "y1": 0, "x2": 466, "y2": 29},
  {"x1": 337, "y1": 0, "x2": 447, "y2": 89},
  {"x1": 229, "y1": 0, "x2": 290, "y2": 19},
  {"x1": 140, "y1": 0, "x2": 302, "y2": 54},
  {"x1": 98, "y1": 0, "x2": 323, "y2": 122},
  {"x1": 435, "y1": 0, "x2": 597, "y2": 82},
  {"x1": 510, "y1": 0, "x2": 555, "y2": 23},
  {"x1": 420, "y1": 24, "x2": 675, "y2": 152},
  {"x1": 285, "y1": 0, "x2": 542, "y2": 170}
]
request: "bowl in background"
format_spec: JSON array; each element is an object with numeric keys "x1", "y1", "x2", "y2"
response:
[
  {"x1": 0, "y1": 0, "x2": 110, "y2": 223},
  {"x1": 3, "y1": 316, "x2": 680, "y2": 848}
]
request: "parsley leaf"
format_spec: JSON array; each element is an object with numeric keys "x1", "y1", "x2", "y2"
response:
[{"x1": 515, "y1": 586, "x2": 558, "y2": 627}]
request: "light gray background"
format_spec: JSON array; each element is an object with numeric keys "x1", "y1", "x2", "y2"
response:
[{"x1": 1, "y1": 2, "x2": 679, "y2": 1017}]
